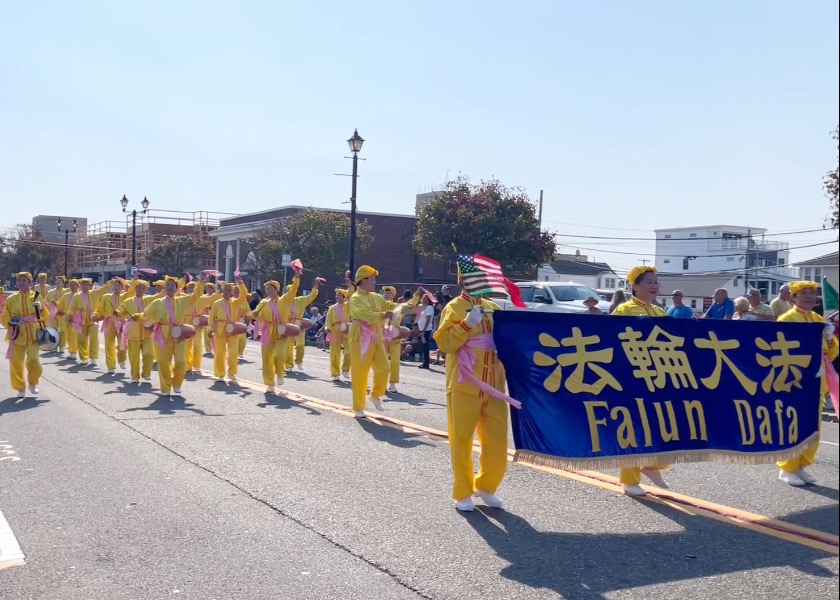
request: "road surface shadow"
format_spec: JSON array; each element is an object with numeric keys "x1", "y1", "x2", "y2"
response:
[
  {"x1": 0, "y1": 397, "x2": 49, "y2": 417},
  {"x1": 356, "y1": 417, "x2": 434, "y2": 449},
  {"x1": 103, "y1": 381, "x2": 152, "y2": 398},
  {"x1": 257, "y1": 392, "x2": 321, "y2": 416},
  {"x1": 121, "y1": 395, "x2": 211, "y2": 416},
  {"x1": 208, "y1": 379, "x2": 253, "y2": 398},
  {"x1": 383, "y1": 391, "x2": 438, "y2": 408},
  {"x1": 461, "y1": 501, "x2": 837, "y2": 599}
]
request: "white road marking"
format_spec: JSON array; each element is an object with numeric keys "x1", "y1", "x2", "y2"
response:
[
  {"x1": 819, "y1": 440, "x2": 839, "y2": 446},
  {"x1": 0, "y1": 508, "x2": 25, "y2": 569}
]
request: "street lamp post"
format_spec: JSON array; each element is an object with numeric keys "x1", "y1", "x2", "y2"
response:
[
  {"x1": 121, "y1": 195, "x2": 150, "y2": 270},
  {"x1": 346, "y1": 129, "x2": 364, "y2": 279},
  {"x1": 57, "y1": 218, "x2": 78, "y2": 278}
]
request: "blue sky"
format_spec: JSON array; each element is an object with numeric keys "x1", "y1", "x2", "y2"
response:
[{"x1": 1, "y1": 0, "x2": 837, "y2": 272}]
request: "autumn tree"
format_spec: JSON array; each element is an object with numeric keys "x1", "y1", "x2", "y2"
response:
[
  {"x1": 825, "y1": 126, "x2": 839, "y2": 230},
  {"x1": 146, "y1": 235, "x2": 215, "y2": 275},
  {"x1": 0, "y1": 224, "x2": 64, "y2": 282},
  {"x1": 250, "y1": 209, "x2": 373, "y2": 281},
  {"x1": 414, "y1": 177, "x2": 556, "y2": 273}
]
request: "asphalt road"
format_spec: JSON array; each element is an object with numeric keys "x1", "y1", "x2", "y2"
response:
[{"x1": 0, "y1": 338, "x2": 837, "y2": 600}]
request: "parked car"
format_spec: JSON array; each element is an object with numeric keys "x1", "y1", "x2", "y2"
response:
[{"x1": 494, "y1": 281, "x2": 611, "y2": 314}]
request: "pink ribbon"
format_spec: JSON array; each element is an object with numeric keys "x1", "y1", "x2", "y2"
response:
[
  {"x1": 825, "y1": 355, "x2": 839, "y2": 421},
  {"x1": 5, "y1": 315, "x2": 37, "y2": 359},
  {"x1": 46, "y1": 299, "x2": 59, "y2": 326},
  {"x1": 259, "y1": 300, "x2": 284, "y2": 347},
  {"x1": 153, "y1": 297, "x2": 177, "y2": 348},
  {"x1": 354, "y1": 320, "x2": 377, "y2": 356},
  {"x1": 455, "y1": 333, "x2": 521, "y2": 409},
  {"x1": 72, "y1": 293, "x2": 93, "y2": 333}
]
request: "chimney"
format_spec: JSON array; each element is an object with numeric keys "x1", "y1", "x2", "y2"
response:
[{"x1": 575, "y1": 249, "x2": 581, "y2": 260}]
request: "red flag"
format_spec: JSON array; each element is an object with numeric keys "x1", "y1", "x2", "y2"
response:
[{"x1": 290, "y1": 259, "x2": 303, "y2": 272}]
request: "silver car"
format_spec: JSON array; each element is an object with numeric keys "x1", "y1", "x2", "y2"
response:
[{"x1": 495, "y1": 282, "x2": 611, "y2": 314}]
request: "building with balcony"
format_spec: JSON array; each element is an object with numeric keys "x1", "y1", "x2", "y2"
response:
[
  {"x1": 536, "y1": 251, "x2": 624, "y2": 291},
  {"x1": 794, "y1": 251, "x2": 839, "y2": 292},
  {"x1": 654, "y1": 225, "x2": 795, "y2": 298}
]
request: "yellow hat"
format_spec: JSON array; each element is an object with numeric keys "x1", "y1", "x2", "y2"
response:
[
  {"x1": 627, "y1": 265, "x2": 657, "y2": 285},
  {"x1": 79, "y1": 278, "x2": 93, "y2": 284},
  {"x1": 153, "y1": 279, "x2": 166, "y2": 287},
  {"x1": 54, "y1": 275, "x2": 66, "y2": 283},
  {"x1": 789, "y1": 280, "x2": 818, "y2": 295},
  {"x1": 355, "y1": 265, "x2": 378, "y2": 283},
  {"x1": 38, "y1": 272, "x2": 48, "y2": 279},
  {"x1": 69, "y1": 279, "x2": 80, "y2": 285},
  {"x1": 222, "y1": 282, "x2": 236, "y2": 291},
  {"x1": 264, "y1": 280, "x2": 281, "y2": 291},
  {"x1": 204, "y1": 282, "x2": 216, "y2": 291},
  {"x1": 164, "y1": 275, "x2": 182, "y2": 288},
  {"x1": 381, "y1": 285, "x2": 397, "y2": 297},
  {"x1": 335, "y1": 287, "x2": 348, "y2": 298},
  {"x1": 15, "y1": 272, "x2": 33, "y2": 281},
  {"x1": 134, "y1": 279, "x2": 150, "y2": 289}
]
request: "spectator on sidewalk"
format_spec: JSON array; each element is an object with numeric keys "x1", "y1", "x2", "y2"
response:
[
  {"x1": 666, "y1": 290, "x2": 694, "y2": 318},
  {"x1": 747, "y1": 288, "x2": 775, "y2": 321},
  {"x1": 704, "y1": 288, "x2": 735, "y2": 320},
  {"x1": 770, "y1": 285, "x2": 794, "y2": 319}
]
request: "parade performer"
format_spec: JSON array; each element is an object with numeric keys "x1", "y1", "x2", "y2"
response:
[
  {"x1": 1, "y1": 272, "x2": 50, "y2": 397},
  {"x1": 202, "y1": 281, "x2": 217, "y2": 355},
  {"x1": 145, "y1": 275, "x2": 204, "y2": 396},
  {"x1": 611, "y1": 265, "x2": 671, "y2": 496},
  {"x1": 381, "y1": 285, "x2": 421, "y2": 393},
  {"x1": 118, "y1": 279, "x2": 155, "y2": 383},
  {"x1": 433, "y1": 265, "x2": 522, "y2": 512},
  {"x1": 776, "y1": 280, "x2": 839, "y2": 486},
  {"x1": 285, "y1": 278, "x2": 322, "y2": 372},
  {"x1": 208, "y1": 278, "x2": 249, "y2": 382},
  {"x1": 57, "y1": 279, "x2": 80, "y2": 360},
  {"x1": 250, "y1": 272, "x2": 301, "y2": 393},
  {"x1": 35, "y1": 272, "x2": 50, "y2": 299},
  {"x1": 45, "y1": 276, "x2": 68, "y2": 355},
  {"x1": 186, "y1": 282, "x2": 222, "y2": 373},
  {"x1": 95, "y1": 277, "x2": 136, "y2": 373},
  {"x1": 233, "y1": 285, "x2": 249, "y2": 360},
  {"x1": 325, "y1": 287, "x2": 352, "y2": 381},
  {"x1": 347, "y1": 266, "x2": 394, "y2": 417},
  {"x1": 69, "y1": 278, "x2": 110, "y2": 366}
]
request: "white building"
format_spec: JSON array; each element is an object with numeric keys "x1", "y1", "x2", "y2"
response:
[
  {"x1": 536, "y1": 252, "x2": 624, "y2": 291},
  {"x1": 654, "y1": 225, "x2": 796, "y2": 298}
]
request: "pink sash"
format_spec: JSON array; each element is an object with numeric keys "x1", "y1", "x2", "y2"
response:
[
  {"x1": 120, "y1": 297, "x2": 144, "y2": 351},
  {"x1": 101, "y1": 293, "x2": 123, "y2": 335},
  {"x1": 259, "y1": 300, "x2": 284, "y2": 347},
  {"x1": 46, "y1": 295, "x2": 60, "y2": 326},
  {"x1": 5, "y1": 315, "x2": 37, "y2": 359},
  {"x1": 353, "y1": 321, "x2": 377, "y2": 356},
  {"x1": 455, "y1": 333, "x2": 521, "y2": 408},
  {"x1": 153, "y1": 297, "x2": 177, "y2": 348},
  {"x1": 825, "y1": 355, "x2": 839, "y2": 420},
  {"x1": 71, "y1": 293, "x2": 92, "y2": 334}
]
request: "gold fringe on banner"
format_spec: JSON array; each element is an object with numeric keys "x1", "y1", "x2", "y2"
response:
[{"x1": 513, "y1": 431, "x2": 820, "y2": 471}]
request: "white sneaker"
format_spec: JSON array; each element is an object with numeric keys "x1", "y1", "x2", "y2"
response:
[
  {"x1": 277, "y1": 377, "x2": 284, "y2": 386},
  {"x1": 193, "y1": 368, "x2": 202, "y2": 374},
  {"x1": 58, "y1": 350, "x2": 65, "y2": 356},
  {"x1": 228, "y1": 374, "x2": 238, "y2": 382},
  {"x1": 295, "y1": 363, "x2": 304, "y2": 372},
  {"x1": 354, "y1": 411, "x2": 367, "y2": 419},
  {"x1": 119, "y1": 362, "x2": 126, "y2": 370},
  {"x1": 90, "y1": 359, "x2": 98, "y2": 366},
  {"x1": 795, "y1": 468, "x2": 817, "y2": 485},
  {"x1": 216, "y1": 376, "x2": 225, "y2": 382},
  {"x1": 68, "y1": 354, "x2": 77, "y2": 360},
  {"x1": 332, "y1": 376, "x2": 340, "y2": 381},
  {"x1": 455, "y1": 497, "x2": 475, "y2": 512},
  {"x1": 80, "y1": 360, "x2": 89, "y2": 366},
  {"x1": 474, "y1": 490, "x2": 503, "y2": 508},
  {"x1": 266, "y1": 386, "x2": 276, "y2": 395},
  {"x1": 173, "y1": 388, "x2": 182, "y2": 396},
  {"x1": 388, "y1": 383, "x2": 398, "y2": 393},
  {"x1": 369, "y1": 396, "x2": 385, "y2": 411},
  {"x1": 29, "y1": 386, "x2": 39, "y2": 396},
  {"x1": 143, "y1": 376, "x2": 152, "y2": 382},
  {"x1": 778, "y1": 470, "x2": 806, "y2": 486},
  {"x1": 16, "y1": 390, "x2": 25, "y2": 398},
  {"x1": 641, "y1": 468, "x2": 669, "y2": 489},
  {"x1": 108, "y1": 369, "x2": 116, "y2": 374},
  {"x1": 622, "y1": 484, "x2": 646, "y2": 497},
  {"x1": 131, "y1": 379, "x2": 140, "y2": 384},
  {"x1": 341, "y1": 371, "x2": 350, "y2": 380}
]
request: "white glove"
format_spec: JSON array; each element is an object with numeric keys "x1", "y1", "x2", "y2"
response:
[
  {"x1": 32, "y1": 300, "x2": 42, "y2": 310},
  {"x1": 340, "y1": 323, "x2": 348, "y2": 332},
  {"x1": 465, "y1": 307, "x2": 483, "y2": 328},
  {"x1": 824, "y1": 322, "x2": 835, "y2": 338}
]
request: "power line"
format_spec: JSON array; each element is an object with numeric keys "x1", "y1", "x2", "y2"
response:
[
  {"x1": 552, "y1": 226, "x2": 831, "y2": 242},
  {"x1": 555, "y1": 240, "x2": 836, "y2": 259}
]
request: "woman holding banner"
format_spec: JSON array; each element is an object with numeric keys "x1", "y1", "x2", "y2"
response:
[
  {"x1": 611, "y1": 265, "x2": 671, "y2": 497},
  {"x1": 776, "y1": 280, "x2": 839, "y2": 486}
]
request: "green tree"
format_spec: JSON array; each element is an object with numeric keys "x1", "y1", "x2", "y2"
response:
[
  {"x1": 825, "y1": 126, "x2": 839, "y2": 230},
  {"x1": 146, "y1": 235, "x2": 215, "y2": 275},
  {"x1": 414, "y1": 177, "x2": 556, "y2": 273},
  {"x1": 0, "y1": 224, "x2": 64, "y2": 282},
  {"x1": 251, "y1": 209, "x2": 373, "y2": 281}
]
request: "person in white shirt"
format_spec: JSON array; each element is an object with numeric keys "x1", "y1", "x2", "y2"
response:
[{"x1": 416, "y1": 295, "x2": 435, "y2": 369}]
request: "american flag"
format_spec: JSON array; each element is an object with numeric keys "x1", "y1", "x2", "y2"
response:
[{"x1": 456, "y1": 253, "x2": 526, "y2": 307}]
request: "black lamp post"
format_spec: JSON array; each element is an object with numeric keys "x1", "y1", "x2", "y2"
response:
[
  {"x1": 57, "y1": 218, "x2": 78, "y2": 278},
  {"x1": 346, "y1": 129, "x2": 364, "y2": 278},
  {"x1": 121, "y1": 195, "x2": 150, "y2": 269}
]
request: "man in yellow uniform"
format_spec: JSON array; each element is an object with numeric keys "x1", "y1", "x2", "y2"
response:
[
  {"x1": 45, "y1": 275, "x2": 68, "y2": 356},
  {"x1": 251, "y1": 273, "x2": 301, "y2": 393},
  {"x1": 325, "y1": 288, "x2": 352, "y2": 382},
  {"x1": 611, "y1": 265, "x2": 671, "y2": 497},
  {"x1": 285, "y1": 279, "x2": 322, "y2": 372},
  {"x1": 2, "y1": 272, "x2": 50, "y2": 398},
  {"x1": 208, "y1": 279, "x2": 249, "y2": 382},
  {"x1": 95, "y1": 277, "x2": 136, "y2": 374},
  {"x1": 347, "y1": 266, "x2": 394, "y2": 417},
  {"x1": 69, "y1": 278, "x2": 111, "y2": 366},
  {"x1": 777, "y1": 280, "x2": 839, "y2": 486},
  {"x1": 145, "y1": 275, "x2": 204, "y2": 396},
  {"x1": 118, "y1": 279, "x2": 156, "y2": 383},
  {"x1": 57, "y1": 279, "x2": 80, "y2": 360}
]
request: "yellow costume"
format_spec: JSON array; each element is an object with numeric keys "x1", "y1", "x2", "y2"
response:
[
  {"x1": 94, "y1": 280, "x2": 136, "y2": 371},
  {"x1": 68, "y1": 281, "x2": 110, "y2": 363},
  {"x1": 251, "y1": 277, "x2": 300, "y2": 388},
  {"x1": 144, "y1": 280, "x2": 203, "y2": 394},
  {"x1": 45, "y1": 279, "x2": 68, "y2": 354},
  {"x1": 186, "y1": 286, "x2": 223, "y2": 371},
  {"x1": 2, "y1": 275, "x2": 50, "y2": 394},
  {"x1": 776, "y1": 286, "x2": 839, "y2": 480},
  {"x1": 208, "y1": 282, "x2": 249, "y2": 379},
  {"x1": 611, "y1": 295, "x2": 671, "y2": 487},
  {"x1": 348, "y1": 271, "x2": 392, "y2": 413},
  {"x1": 434, "y1": 293, "x2": 508, "y2": 506},
  {"x1": 118, "y1": 284, "x2": 156, "y2": 382},
  {"x1": 325, "y1": 290, "x2": 351, "y2": 379},
  {"x1": 285, "y1": 284, "x2": 320, "y2": 370},
  {"x1": 57, "y1": 282, "x2": 79, "y2": 358}
]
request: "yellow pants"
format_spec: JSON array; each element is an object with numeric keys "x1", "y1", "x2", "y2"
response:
[
  {"x1": 238, "y1": 332, "x2": 246, "y2": 357},
  {"x1": 156, "y1": 340, "x2": 188, "y2": 393},
  {"x1": 77, "y1": 326, "x2": 99, "y2": 361},
  {"x1": 349, "y1": 341, "x2": 389, "y2": 412},
  {"x1": 9, "y1": 343, "x2": 42, "y2": 391},
  {"x1": 127, "y1": 339, "x2": 154, "y2": 380},
  {"x1": 56, "y1": 318, "x2": 69, "y2": 351},
  {"x1": 778, "y1": 405, "x2": 821, "y2": 473},
  {"x1": 65, "y1": 319, "x2": 78, "y2": 355},
  {"x1": 186, "y1": 330, "x2": 205, "y2": 370},
  {"x1": 619, "y1": 466, "x2": 670, "y2": 485},
  {"x1": 447, "y1": 391, "x2": 509, "y2": 501},
  {"x1": 214, "y1": 335, "x2": 240, "y2": 378},
  {"x1": 329, "y1": 337, "x2": 351, "y2": 377},
  {"x1": 204, "y1": 327, "x2": 212, "y2": 353},
  {"x1": 286, "y1": 333, "x2": 306, "y2": 368},
  {"x1": 387, "y1": 341, "x2": 401, "y2": 384},
  {"x1": 103, "y1": 328, "x2": 127, "y2": 370},
  {"x1": 261, "y1": 339, "x2": 288, "y2": 386}
]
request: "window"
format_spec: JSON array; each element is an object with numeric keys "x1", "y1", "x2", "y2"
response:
[
  {"x1": 664, "y1": 234, "x2": 671, "y2": 239},
  {"x1": 778, "y1": 258, "x2": 785, "y2": 266},
  {"x1": 690, "y1": 299, "x2": 697, "y2": 308},
  {"x1": 727, "y1": 257, "x2": 735, "y2": 262},
  {"x1": 549, "y1": 285, "x2": 600, "y2": 302},
  {"x1": 689, "y1": 233, "x2": 697, "y2": 238},
  {"x1": 448, "y1": 260, "x2": 458, "y2": 276},
  {"x1": 682, "y1": 258, "x2": 689, "y2": 270},
  {"x1": 517, "y1": 286, "x2": 535, "y2": 302},
  {"x1": 663, "y1": 259, "x2": 670, "y2": 264}
]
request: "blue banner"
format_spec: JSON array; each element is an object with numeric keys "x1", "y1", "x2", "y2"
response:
[{"x1": 493, "y1": 311, "x2": 824, "y2": 469}]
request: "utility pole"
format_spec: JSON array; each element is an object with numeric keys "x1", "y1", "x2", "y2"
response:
[
  {"x1": 639, "y1": 258, "x2": 650, "y2": 266},
  {"x1": 536, "y1": 190, "x2": 545, "y2": 277},
  {"x1": 744, "y1": 228, "x2": 751, "y2": 294}
]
